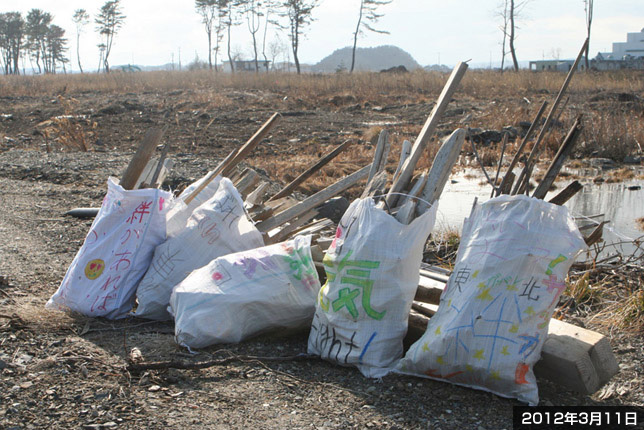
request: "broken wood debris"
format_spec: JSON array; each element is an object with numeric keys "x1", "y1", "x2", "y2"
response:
[
  {"x1": 268, "y1": 139, "x2": 353, "y2": 202},
  {"x1": 386, "y1": 61, "x2": 469, "y2": 208}
]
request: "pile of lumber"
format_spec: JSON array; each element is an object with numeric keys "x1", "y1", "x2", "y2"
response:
[{"x1": 70, "y1": 45, "x2": 617, "y2": 397}]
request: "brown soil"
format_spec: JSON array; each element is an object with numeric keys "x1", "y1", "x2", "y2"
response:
[{"x1": 0, "y1": 88, "x2": 642, "y2": 429}]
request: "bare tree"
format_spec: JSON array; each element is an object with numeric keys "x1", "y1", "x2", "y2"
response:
[
  {"x1": 72, "y1": 9, "x2": 89, "y2": 73},
  {"x1": 257, "y1": 1, "x2": 282, "y2": 72},
  {"x1": 583, "y1": 0, "x2": 593, "y2": 70},
  {"x1": 95, "y1": 0, "x2": 126, "y2": 73},
  {"x1": 350, "y1": 0, "x2": 391, "y2": 73},
  {"x1": 221, "y1": 0, "x2": 240, "y2": 73},
  {"x1": 500, "y1": 0, "x2": 529, "y2": 71},
  {"x1": 281, "y1": 0, "x2": 318, "y2": 74},
  {"x1": 497, "y1": 0, "x2": 509, "y2": 71},
  {"x1": 195, "y1": 0, "x2": 218, "y2": 70},
  {"x1": 239, "y1": 0, "x2": 261, "y2": 72},
  {"x1": 267, "y1": 35, "x2": 285, "y2": 70}
]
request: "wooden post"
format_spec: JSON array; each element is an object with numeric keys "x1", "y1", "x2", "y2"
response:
[
  {"x1": 386, "y1": 62, "x2": 468, "y2": 207},
  {"x1": 548, "y1": 180, "x2": 583, "y2": 206},
  {"x1": 532, "y1": 116, "x2": 583, "y2": 200},
  {"x1": 512, "y1": 39, "x2": 589, "y2": 195},
  {"x1": 149, "y1": 139, "x2": 171, "y2": 188},
  {"x1": 416, "y1": 128, "x2": 466, "y2": 214},
  {"x1": 496, "y1": 100, "x2": 548, "y2": 197},
  {"x1": 183, "y1": 112, "x2": 280, "y2": 204},
  {"x1": 367, "y1": 130, "x2": 390, "y2": 183},
  {"x1": 120, "y1": 128, "x2": 165, "y2": 190},
  {"x1": 490, "y1": 132, "x2": 508, "y2": 198},
  {"x1": 268, "y1": 139, "x2": 353, "y2": 202},
  {"x1": 392, "y1": 140, "x2": 412, "y2": 185},
  {"x1": 395, "y1": 172, "x2": 427, "y2": 224},
  {"x1": 257, "y1": 164, "x2": 371, "y2": 233}
]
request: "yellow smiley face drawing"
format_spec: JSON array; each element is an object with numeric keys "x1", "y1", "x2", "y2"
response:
[{"x1": 85, "y1": 259, "x2": 105, "y2": 280}]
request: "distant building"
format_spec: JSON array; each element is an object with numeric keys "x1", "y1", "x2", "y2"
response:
[
  {"x1": 598, "y1": 28, "x2": 644, "y2": 60},
  {"x1": 528, "y1": 60, "x2": 586, "y2": 72},
  {"x1": 223, "y1": 59, "x2": 271, "y2": 72},
  {"x1": 530, "y1": 28, "x2": 644, "y2": 71}
]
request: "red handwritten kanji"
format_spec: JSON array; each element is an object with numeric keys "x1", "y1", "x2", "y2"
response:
[
  {"x1": 111, "y1": 251, "x2": 132, "y2": 271},
  {"x1": 99, "y1": 275, "x2": 121, "y2": 292},
  {"x1": 120, "y1": 228, "x2": 141, "y2": 245},
  {"x1": 126, "y1": 201, "x2": 152, "y2": 224}
]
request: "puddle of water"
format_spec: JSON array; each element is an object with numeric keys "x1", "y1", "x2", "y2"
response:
[{"x1": 435, "y1": 169, "x2": 643, "y2": 256}]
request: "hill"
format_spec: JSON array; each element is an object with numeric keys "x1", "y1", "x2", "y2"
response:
[{"x1": 312, "y1": 45, "x2": 421, "y2": 73}]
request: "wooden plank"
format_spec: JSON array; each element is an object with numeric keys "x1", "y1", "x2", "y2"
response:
[
  {"x1": 496, "y1": 100, "x2": 548, "y2": 197},
  {"x1": 137, "y1": 157, "x2": 174, "y2": 189},
  {"x1": 150, "y1": 140, "x2": 171, "y2": 187},
  {"x1": 490, "y1": 132, "x2": 508, "y2": 198},
  {"x1": 268, "y1": 210, "x2": 318, "y2": 244},
  {"x1": 288, "y1": 217, "x2": 333, "y2": 237},
  {"x1": 120, "y1": 128, "x2": 165, "y2": 190},
  {"x1": 386, "y1": 62, "x2": 468, "y2": 207},
  {"x1": 361, "y1": 170, "x2": 388, "y2": 199},
  {"x1": 233, "y1": 168, "x2": 260, "y2": 200},
  {"x1": 512, "y1": 39, "x2": 589, "y2": 195},
  {"x1": 416, "y1": 128, "x2": 466, "y2": 214},
  {"x1": 549, "y1": 180, "x2": 583, "y2": 206},
  {"x1": 532, "y1": 116, "x2": 583, "y2": 199},
  {"x1": 414, "y1": 275, "x2": 444, "y2": 305},
  {"x1": 246, "y1": 181, "x2": 270, "y2": 206},
  {"x1": 499, "y1": 171, "x2": 515, "y2": 195},
  {"x1": 268, "y1": 139, "x2": 353, "y2": 202},
  {"x1": 543, "y1": 318, "x2": 619, "y2": 389},
  {"x1": 392, "y1": 139, "x2": 412, "y2": 185},
  {"x1": 395, "y1": 172, "x2": 427, "y2": 224},
  {"x1": 183, "y1": 150, "x2": 236, "y2": 205},
  {"x1": 221, "y1": 112, "x2": 281, "y2": 177},
  {"x1": 256, "y1": 164, "x2": 371, "y2": 233},
  {"x1": 183, "y1": 113, "x2": 280, "y2": 204},
  {"x1": 367, "y1": 130, "x2": 390, "y2": 183}
]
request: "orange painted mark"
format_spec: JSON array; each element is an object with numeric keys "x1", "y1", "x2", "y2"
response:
[{"x1": 515, "y1": 362, "x2": 530, "y2": 384}]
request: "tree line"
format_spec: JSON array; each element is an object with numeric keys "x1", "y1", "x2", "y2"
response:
[
  {"x1": 1, "y1": 0, "x2": 596, "y2": 76},
  {"x1": 194, "y1": 0, "x2": 391, "y2": 74},
  {"x1": 0, "y1": 0, "x2": 125, "y2": 75}
]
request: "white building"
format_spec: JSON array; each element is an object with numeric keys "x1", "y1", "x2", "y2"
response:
[{"x1": 598, "y1": 28, "x2": 644, "y2": 60}]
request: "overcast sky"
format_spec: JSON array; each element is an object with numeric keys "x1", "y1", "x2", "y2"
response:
[{"x1": 9, "y1": 0, "x2": 644, "y2": 70}]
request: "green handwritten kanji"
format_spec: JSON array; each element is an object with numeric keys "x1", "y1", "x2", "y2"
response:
[
  {"x1": 332, "y1": 288, "x2": 360, "y2": 318},
  {"x1": 322, "y1": 250, "x2": 385, "y2": 320}
]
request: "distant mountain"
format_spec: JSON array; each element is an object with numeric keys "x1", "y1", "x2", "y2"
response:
[{"x1": 312, "y1": 45, "x2": 421, "y2": 73}]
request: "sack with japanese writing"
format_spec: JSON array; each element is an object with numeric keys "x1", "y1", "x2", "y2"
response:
[
  {"x1": 46, "y1": 177, "x2": 173, "y2": 319},
  {"x1": 397, "y1": 194, "x2": 587, "y2": 405},
  {"x1": 166, "y1": 172, "x2": 222, "y2": 238},
  {"x1": 134, "y1": 177, "x2": 264, "y2": 321},
  {"x1": 307, "y1": 197, "x2": 438, "y2": 378},
  {"x1": 169, "y1": 235, "x2": 321, "y2": 348}
]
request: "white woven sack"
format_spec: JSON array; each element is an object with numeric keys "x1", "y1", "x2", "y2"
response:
[
  {"x1": 170, "y1": 235, "x2": 321, "y2": 348},
  {"x1": 166, "y1": 173, "x2": 221, "y2": 238},
  {"x1": 46, "y1": 177, "x2": 172, "y2": 319},
  {"x1": 397, "y1": 195, "x2": 587, "y2": 405},
  {"x1": 134, "y1": 178, "x2": 264, "y2": 321},
  {"x1": 307, "y1": 198, "x2": 438, "y2": 377}
]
